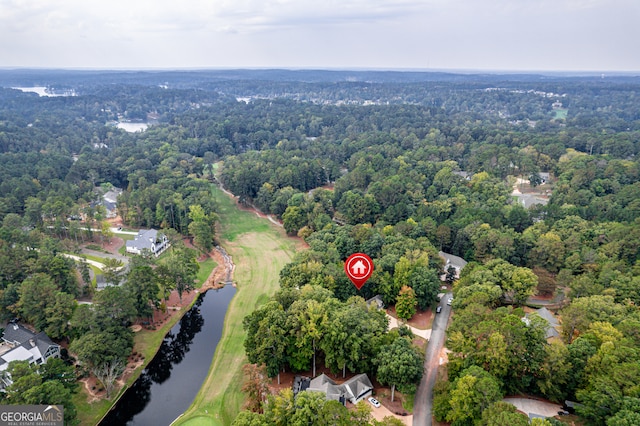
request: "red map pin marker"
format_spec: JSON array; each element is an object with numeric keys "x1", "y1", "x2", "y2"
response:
[{"x1": 344, "y1": 253, "x2": 374, "y2": 290}]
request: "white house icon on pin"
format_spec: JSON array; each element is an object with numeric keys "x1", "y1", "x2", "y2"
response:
[{"x1": 351, "y1": 260, "x2": 367, "y2": 276}]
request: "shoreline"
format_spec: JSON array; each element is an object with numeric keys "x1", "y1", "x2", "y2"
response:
[
  {"x1": 77, "y1": 245, "x2": 231, "y2": 425},
  {"x1": 172, "y1": 185, "x2": 302, "y2": 426}
]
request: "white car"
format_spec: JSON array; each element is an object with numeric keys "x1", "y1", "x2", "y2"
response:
[
  {"x1": 447, "y1": 297, "x2": 453, "y2": 306},
  {"x1": 368, "y1": 397, "x2": 381, "y2": 408}
]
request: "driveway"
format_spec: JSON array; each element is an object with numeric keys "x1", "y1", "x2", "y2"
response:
[
  {"x1": 370, "y1": 403, "x2": 413, "y2": 426},
  {"x1": 80, "y1": 247, "x2": 129, "y2": 265},
  {"x1": 61, "y1": 253, "x2": 110, "y2": 270},
  {"x1": 413, "y1": 292, "x2": 452, "y2": 426},
  {"x1": 387, "y1": 315, "x2": 432, "y2": 340},
  {"x1": 503, "y1": 397, "x2": 561, "y2": 418}
]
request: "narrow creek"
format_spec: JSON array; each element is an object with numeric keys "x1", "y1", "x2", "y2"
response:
[{"x1": 99, "y1": 285, "x2": 236, "y2": 425}]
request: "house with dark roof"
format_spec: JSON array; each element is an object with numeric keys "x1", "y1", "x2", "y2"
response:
[
  {"x1": 91, "y1": 187, "x2": 122, "y2": 219},
  {"x1": 523, "y1": 307, "x2": 560, "y2": 340},
  {"x1": 0, "y1": 323, "x2": 60, "y2": 388},
  {"x1": 306, "y1": 373, "x2": 373, "y2": 405},
  {"x1": 101, "y1": 189, "x2": 122, "y2": 218},
  {"x1": 125, "y1": 229, "x2": 169, "y2": 257}
]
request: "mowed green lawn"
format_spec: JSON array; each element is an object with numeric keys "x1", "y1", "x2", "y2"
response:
[{"x1": 174, "y1": 187, "x2": 301, "y2": 426}]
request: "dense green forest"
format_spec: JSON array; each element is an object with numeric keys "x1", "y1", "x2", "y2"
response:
[{"x1": 0, "y1": 69, "x2": 639, "y2": 425}]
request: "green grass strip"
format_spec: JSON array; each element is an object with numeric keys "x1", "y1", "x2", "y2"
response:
[{"x1": 173, "y1": 186, "x2": 299, "y2": 426}]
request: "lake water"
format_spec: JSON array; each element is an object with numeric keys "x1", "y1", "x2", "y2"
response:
[
  {"x1": 12, "y1": 86, "x2": 76, "y2": 97},
  {"x1": 100, "y1": 285, "x2": 236, "y2": 425},
  {"x1": 116, "y1": 122, "x2": 149, "y2": 132}
]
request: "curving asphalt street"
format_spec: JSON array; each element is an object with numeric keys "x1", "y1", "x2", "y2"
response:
[{"x1": 413, "y1": 292, "x2": 452, "y2": 426}]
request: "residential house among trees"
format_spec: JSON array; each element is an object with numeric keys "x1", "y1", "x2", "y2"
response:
[
  {"x1": 0, "y1": 323, "x2": 61, "y2": 388},
  {"x1": 523, "y1": 307, "x2": 561, "y2": 340},
  {"x1": 305, "y1": 373, "x2": 374, "y2": 405},
  {"x1": 101, "y1": 188, "x2": 122, "y2": 218},
  {"x1": 91, "y1": 186, "x2": 123, "y2": 219},
  {"x1": 439, "y1": 251, "x2": 468, "y2": 280},
  {"x1": 514, "y1": 193, "x2": 549, "y2": 209},
  {"x1": 125, "y1": 229, "x2": 170, "y2": 257}
]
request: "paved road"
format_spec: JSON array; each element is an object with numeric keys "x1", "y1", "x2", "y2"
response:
[
  {"x1": 413, "y1": 292, "x2": 452, "y2": 426},
  {"x1": 80, "y1": 247, "x2": 130, "y2": 265},
  {"x1": 61, "y1": 253, "x2": 109, "y2": 270}
]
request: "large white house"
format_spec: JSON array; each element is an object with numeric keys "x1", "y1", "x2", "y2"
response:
[
  {"x1": 0, "y1": 323, "x2": 61, "y2": 389},
  {"x1": 125, "y1": 229, "x2": 170, "y2": 257}
]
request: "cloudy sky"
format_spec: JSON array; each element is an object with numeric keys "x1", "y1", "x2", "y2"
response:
[{"x1": 1, "y1": 0, "x2": 638, "y2": 71}]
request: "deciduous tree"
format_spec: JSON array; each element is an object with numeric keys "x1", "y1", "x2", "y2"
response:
[
  {"x1": 446, "y1": 366, "x2": 503, "y2": 425},
  {"x1": 375, "y1": 337, "x2": 423, "y2": 402},
  {"x1": 395, "y1": 285, "x2": 417, "y2": 322}
]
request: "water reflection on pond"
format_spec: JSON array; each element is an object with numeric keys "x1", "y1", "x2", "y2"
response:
[{"x1": 100, "y1": 286, "x2": 236, "y2": 425}]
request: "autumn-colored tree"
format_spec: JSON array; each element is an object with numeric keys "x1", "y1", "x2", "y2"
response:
[
  {"x1": 241, "y1": 364, "x2": 269, "y2": 413},
  {"x1": 396, "y1": 285, "x2": 417, "y2": 322}
]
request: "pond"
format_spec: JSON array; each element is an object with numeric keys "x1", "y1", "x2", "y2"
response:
[
  {"x1": 116, "y1": 122, "x2": 149, "y2": 132},
  {"x1": 100, "y1": 285, "x2": 236, "y2": 425}
]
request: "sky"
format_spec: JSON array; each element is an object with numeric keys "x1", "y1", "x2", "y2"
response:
[{"x1": 1, "y1": 0, "x2": 639, "y2": 72}]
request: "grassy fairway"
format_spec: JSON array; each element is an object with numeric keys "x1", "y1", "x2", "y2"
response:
[{"x1": 174, "y1": 187, "x2": 301, "y2": 426}]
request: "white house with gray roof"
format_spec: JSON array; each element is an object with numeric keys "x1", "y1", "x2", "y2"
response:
[
  {"x1": 126, "y1": 229, "x2": 169, "y2": 257},
  {"x1": 439, "y1": 251, "x2": 468, "y2": 279},
  {"x1": 514, "y1": 193, "x2": 549, "y2": 209},
  {"x1": 0, "y1": 323, "x2": 61, "y2": 388}
]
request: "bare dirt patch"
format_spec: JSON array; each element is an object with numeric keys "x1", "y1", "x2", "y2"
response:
[
  {"x1": 375, "y1": 388, "x2": 411, "y2": 417},
  {"x1": 387, "y1": 306, "x2": 433, "y2": 330},
  {"x1": 101, "y1": 236, "x2": 124, "y2": 255},
  {"x1": 79, "y1": 351, "x2": 147, "y2": 403}
]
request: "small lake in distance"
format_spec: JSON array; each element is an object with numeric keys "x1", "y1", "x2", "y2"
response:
[{"x1": 116, "y1": 122, "x2": 149, "y2": 132}]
